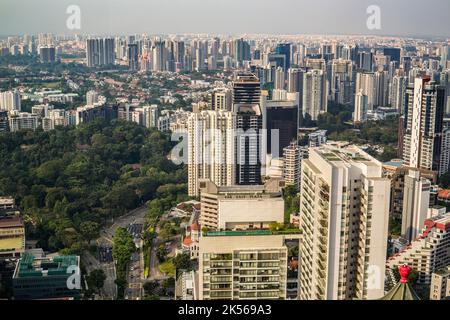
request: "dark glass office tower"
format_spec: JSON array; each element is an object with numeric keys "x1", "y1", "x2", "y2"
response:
[
  {"x1": 127, "y1": 43, "x2": 138, "y2": 71},
  {"x1": 266, "y1": 102, "x2": 298, "y2": 157},
  {"x1": 383, "y1": 47, "x2": 401, "y2": 63},
  {"x1": 276, "y1": 43, "x2": 291, "y2": 70},
  {"x1": 233, "y1": 73, "x2": 263, "y2": 185}
]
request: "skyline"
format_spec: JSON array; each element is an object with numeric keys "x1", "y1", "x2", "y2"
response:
[{"x1": 1, "y1": 0, "x2": 450, "y2": 38}]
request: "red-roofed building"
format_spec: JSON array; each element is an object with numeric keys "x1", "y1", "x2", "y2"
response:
[
  {"x1": 182, "y1": 221, "x2": 201, "y2": 260},
  {"x1": 387, "y1": 213, "x2": 450, "y2": 284}
]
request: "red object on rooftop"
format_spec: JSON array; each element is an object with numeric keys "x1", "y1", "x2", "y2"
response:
[
  {"x1": 183, "y1": 236, "x2": 192, "y2": 246},
  {"x1": 438, "y1": 189, "x2": 450, "y2": 200},
  {"x1": 399, "y1": 264, "x2": 412, "y2": 283},
  {"x1": 190, "y1": 222, "x2": 200, "y2": 231}
]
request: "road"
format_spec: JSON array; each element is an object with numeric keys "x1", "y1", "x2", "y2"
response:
[
  {"x1": 125, "y1": 223, "x2": 144, "y2": 300},
  {"x1": 100, "y1": 206, "x2": 148, "y2": 243},
  {"x1": 83, "y1": 205, "x2": 148, "y2": 300},
  {"x1": 149, "y1": 234, "x2": 165, "y2": 280},
  {"x1": 83, "y1": 250, "x2": 116, "y2": 299}
]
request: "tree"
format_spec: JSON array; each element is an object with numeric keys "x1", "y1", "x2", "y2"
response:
[
  {"x1": 79, "y1": 221, "x2": 100, "y2": 243},
  {"x1": 143, "y1": 280, "x2": 159, "y2": 295},
  {"x1": 439, "y1": 172, "x2": 450, "y2": 189},
  {"x1": 173, "y1": 253, "x2": 192, "y2": 271},
  {"x1": 87, "y1": 269, "x2": 106, "y2": 293},
  {"x1": 156, "y1": 245, "x2": 167, "y2": 263}
]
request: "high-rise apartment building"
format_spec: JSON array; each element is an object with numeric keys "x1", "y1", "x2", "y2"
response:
[
  {"x1": 86, "y1": 38, "x2": 115, "y2": 67},
  {"x1": 355, "y1": 72, "x2": 376, "y2": 111},
  {"x1": 287, "y1": 68, "x2": 304, "y2": 94},
  {"x1": 390, "y1": 75, "x2": 407, "y2": 113},
  {"x1": 0, "y1": 111, "x2": 9, "y2": 132},
  {"x1": 0, "y1": 90, "x2": 21, "y2": 112},
  {"x1": 39, "y1": 46, "x2": 56, "y2": 63},
  {"x1": 86, "y1": 90, "x2": 99, "y2": 106},
  {"x1": 299, "y1": 143, "x2": 390, "y2": 300},
  {"x1": 209, "y1": 88, "x2": 232, "y2": 111},
  {"x1": 283, "y1": 141, "x2": 301, "y2": 189},
  {"x1": 302, "y1": 69, "x2": 327, "y2": 121},
  {"x1": 440, "y1": 45, "x2": 450, "y2": 69},
  {"x1": 403, "y1": 76, "x2": 446, "y2": 175},
  {"x1": 274, "y1": 67, "x2": 285, "y2": 90},
  {"x1": 8, "y1": 112, "x2": 40, "y2": 132},
  {"x1": 198, "y1": 232, "x2": 300, "y2": 300},
  {"x1": 329, "y1": 59, "x2": 354, "y2": 105},
  {"x1": 187, "y1": 110, "x2": 235, "y2": 197},
  {"x1": 401, "y1": 169, "x2": 431, "y2": 244},
  {"x1": 354, "y1": 90, "x2": 368, "y2": 123},
  {"x1": 142, "y1": 105, "x2": 159, "y2": 128}
]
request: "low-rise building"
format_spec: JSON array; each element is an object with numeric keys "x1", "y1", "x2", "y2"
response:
[
  {"x1": 12, "y1": 253, "x2": 81, "y2": 300},
  {"x1": 0, "y1": 217, "x2": 25, "y2": 258},
  {"x1": 387, "y1": 213, "x2": 450, "y2": 284}
]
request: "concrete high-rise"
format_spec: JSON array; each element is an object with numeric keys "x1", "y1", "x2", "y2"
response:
[
  {"x1": 283, "y1": 141, "x2": 301, "y2": 189},
  {"x1": 354, "y1": 90, "x2": 368, "y2": 123},
  {"x1": 403, "y1": 76, "x2": 446, "y2": 175},
  {"x1": 401, "y1": 169, "x2": 431, "y2": 244},
  {"x1": 302, "y1": 70, "x2": 327, "y2": 120},
  {"x1": 355, "y1": 72, "x2": 376, "y2": 111},
  {"x1": 329, "y1": 59, "x2": 354, "y2": 105},
  {"x1": 86, "y1": 38, "x2": 115, "y2": 67},
  {"x1": 0, "y1": 90, "x2": 21, "y2": 112},
  {"x1": 187, "y1": 110, "x2": 235, "y2": 197},
  {"x1": 299, "y1": 143, "x2": 390, "y2": 300},
  {"x1": 287, "y1": 68, "x2": 304, "y2": 94}
]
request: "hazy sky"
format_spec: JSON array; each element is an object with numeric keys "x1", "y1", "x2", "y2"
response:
[{"x1": 0, "y1": 0, "x2": 449, "y2": 37}]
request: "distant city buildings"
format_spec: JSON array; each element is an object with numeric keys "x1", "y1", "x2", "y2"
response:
[
  {"x1": 0, "y1": 90, "x2": 21, "y2": 112},
  {"x1": 86, "y1": 38, "x2": 115, "y2": 67}
]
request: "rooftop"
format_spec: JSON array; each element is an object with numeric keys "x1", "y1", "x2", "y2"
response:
[
  {"x1": 316, "y1": 145, "x2": 373, "y2": 163},
  {"x1": 14, "y1": 253, "x2": 79, "y2": 279},
  {"x1": 205, "y1": 229, "x2": 301, "y2": 237},
  {"x1": 0, "y1": 216, "x2": 24, "y2": 229}
]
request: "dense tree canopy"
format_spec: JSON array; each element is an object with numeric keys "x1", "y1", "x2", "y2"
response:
[{"x1": 0, "y1": 120, "x2": 187, "y2": 254}]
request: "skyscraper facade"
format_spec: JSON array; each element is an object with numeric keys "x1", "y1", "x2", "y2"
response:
[
  {"x1": 302, "y1": 69, "x2": 327, "y2": 120},
  {"x1": 187, "y1": 110, "x2": 235, "y2": 197},
  {"x1": 299, "y1": 143, "x2": 390, "y2": 300},
  {"x1": 403, "y1": 76, "x2": 446, "y2": 175}
]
